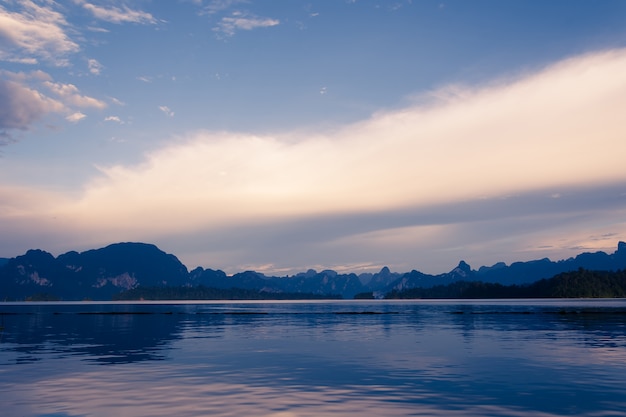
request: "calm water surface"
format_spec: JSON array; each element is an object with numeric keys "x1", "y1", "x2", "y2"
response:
[{"x1": 2, "y1": 299, "x2": 626, "y2": 417}]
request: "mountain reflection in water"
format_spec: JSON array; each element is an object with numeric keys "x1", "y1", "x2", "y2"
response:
[{"x1": 1, "y1": 299, "x2": 626, "y2": 417}]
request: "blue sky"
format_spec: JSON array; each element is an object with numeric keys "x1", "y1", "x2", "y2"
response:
[{"x1": 1, "y1": 0, "x2": 626, "y2": 275}]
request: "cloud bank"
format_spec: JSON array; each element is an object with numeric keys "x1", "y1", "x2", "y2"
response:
[{"x1": 2, "y1": 49, "x2": 626, "y2": 272}]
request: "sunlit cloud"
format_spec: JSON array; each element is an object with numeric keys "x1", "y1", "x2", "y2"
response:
[
  {"x1": 0, "y1": 0, "x2": 79, "y2": 66},
  {"x1": 3, "y1": 48, "x2": 626, "y2": 271},
  {"x1": 43, "y1": 81, "x2": 107, "y2": 109},
  {"x1": 75, "y1": 0, "x2": 157, "y2": 25},
  {"x1": 66, "y1": 112, "x2": 87, "y2": 123}
]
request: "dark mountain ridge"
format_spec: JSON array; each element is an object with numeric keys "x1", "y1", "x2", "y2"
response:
[{"x1": 1, "y1": 241, "x2": 625, "y2": 300}]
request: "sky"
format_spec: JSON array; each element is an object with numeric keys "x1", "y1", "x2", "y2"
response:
[{"x1": 1, "y1": 0, "x2": 626, "y2": 276}]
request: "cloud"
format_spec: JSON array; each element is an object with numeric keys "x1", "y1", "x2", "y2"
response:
[
  {"x1": 201, "y1": 0, "x2": 250, "y2": 15},
  {"x1": 88, "y1": 58, "x2": 103, "y2": 75},
  {"x1": 66, "y1": 112, "x2": 86, "y2": 123},
  {"x1": 214, "y1": 11, "x2": 279, "y2": 37},
  {"x1": 43, "y1": 81, "x2": 107, "y2": 109},
  {"x1": 3, "y1": 48, "x2": 626, "y2": 272},
  {"x1": 76, "y1": 1, "x2": 157, "y2": 25},
  {"x1": 0, "y1": 0, "x2": 79, "y2": 66},
  {"x1": 108, "y1": 96, "x2": 125, "y2": 106},
  {"x1": 159, "y1": 106, "x2": 174, "y2": 117},
  {"x1": 0, "y1": 76, "x2": 65, "y2": 132},
  {"x1": 0, "y1": 70, "x2": 105, "y2": 140},
  {"x1": 104, "y1": 115, "x2": 123, "y2": 123}
]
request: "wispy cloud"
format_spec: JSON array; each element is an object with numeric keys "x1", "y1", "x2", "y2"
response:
[
  {"x1": 213, "y1": 11, "x2": 279, "y2": 37},
  {"x1": 104, "y1": 115, "x2": 123, "y2": 124},
  {"x1": 158, "y1": 106, "x2": 174, "y2": 117},
  {"x1": 0, "y1": 0, "x2": 79, "y2": 66},
  {"x1": 75, "y1": 1, "x2": 157, "y2": 25},
  {"x1": 201, "y1": 0, "x2": 250, "y2": 15},
  {"x1": 43, "y1": 81, "x2": 107, "y2": 109},
  {"x1": 108, "y1": 96, "x2": 125, "y2": 106},
  {"x1": 3, "y1": 49, "x2": 626, "y2": 272}
]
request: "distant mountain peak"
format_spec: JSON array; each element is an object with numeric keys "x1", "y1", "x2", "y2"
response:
[
  {"x1": 447, "y1": 260, "x2": 472, "y2": 279},
  {"x1": 457, "y1": 260, "x2": 471, "y2": 271}
]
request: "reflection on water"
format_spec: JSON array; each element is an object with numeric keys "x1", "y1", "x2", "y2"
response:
[{"x1": 1, "y1": 300, "x2": 626, "y2": 416}]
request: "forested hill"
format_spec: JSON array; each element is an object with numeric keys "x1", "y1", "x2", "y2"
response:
[{"x1": 385, "y1": 269, "x2": 626, "y2": 299}]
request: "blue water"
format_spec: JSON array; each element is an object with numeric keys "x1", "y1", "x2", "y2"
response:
[{"x1": 2, "y1": 299, "x2": 626, "y2": 417}]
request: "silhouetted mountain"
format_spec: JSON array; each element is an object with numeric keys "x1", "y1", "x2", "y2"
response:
[
  {"x1": 473, "y1": 242, "x2": 626, "y2": 285},
  {"x1": 0, "y1": 243, "x2": 188, "y2": 300},
  {"x1": 1, "y1": 241, "x2": 626, "y2": 300},
  {"x1": 376, "y1": 243, "x2": 626, "y2": 296},
  {"x1": 186, "y1": 268, "x2": 364, "y2": 298},
  {"x1": 364, "y1": 266, "x2": 402, "y2": 291},
  {"x1": 278, "y1": 269, "x2": 363, "y2": 297},
  {"x1": 188, "y1": 266, "x2": 228, "y2": 287},
  {"x1": 0, "y1": 249, "x2": 67, "y2": 300}
]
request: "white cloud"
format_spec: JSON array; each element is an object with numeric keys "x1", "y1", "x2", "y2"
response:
[
  {"x1": 0, "y1": 0, "x2": 79, "y2": 66},
  {"x1": 214, "y1": 11, "x2": 279, "y2": 37},
  {"x1": 3, "y1": 48, "x2": 626, "y2": 272},
  {"x1": 66, "y1": 112, "x2": 86, "y2": 123},
  {"x1": 104, "y1": 115, "x2": 123, "y2": 123},
  {"x1": 88, "y1": 58, "x2": 103, "y2": 75},
  {"x1": 43, "y1": 81, "x2": 107, "y2": 109},
  {"x1": 76, "y1": 1, "x2": 157, "y2": 25},
  {"x1": 159, "y1": 106, "x2": 174, "y2": 117}
]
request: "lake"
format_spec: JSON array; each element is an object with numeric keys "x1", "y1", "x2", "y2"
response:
[{"x1": 1, "y1": 299, "x2": 626, "y2": 417}]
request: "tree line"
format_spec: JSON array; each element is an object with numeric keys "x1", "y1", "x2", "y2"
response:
[
  {"x1": 112, "y1": 285, "x2": 342, "y2": 301},
  {"x1": 385, "y1": 268, "x2": 626, "y2": 299}
]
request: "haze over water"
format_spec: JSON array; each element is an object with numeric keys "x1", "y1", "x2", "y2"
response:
[{"x1": 2, "y1": 299, "x2": 626, "y2": 417}]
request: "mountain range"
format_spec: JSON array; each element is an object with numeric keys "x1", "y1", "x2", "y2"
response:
[{"x1": 1, "y1": 241, "x2": 625, "y2": 300}]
